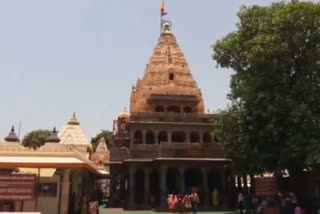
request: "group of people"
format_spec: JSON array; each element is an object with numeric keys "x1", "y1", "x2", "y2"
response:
[
  {"x1": 237, "y1": 190, "x2": 304, "y2": 214},
  {"x1": 237, "y1": 190, "x2": 255, "y2": 214},
  {"x1": 167, "y1": 192, "x2": 200, "y2": 214}
]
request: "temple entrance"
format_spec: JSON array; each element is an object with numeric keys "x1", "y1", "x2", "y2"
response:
[
  {"x1": 208, "y1": 168, "x2": 222, "y2": 207},
  {"x1": 166, "y1": 168, "x2": 180, "y2": 194},
  {"x1": 185, "y1": 168, "x2": 203, "y2": 203},
  {"x1": 149, "y1": 169, "x2": 160, "y2": 207},
  {"x1": 208, "y1": 168, "x2": 221, "y2": 193},
  {"x1": 134, "y1": 169, "x2": 145, "y2": 205}
]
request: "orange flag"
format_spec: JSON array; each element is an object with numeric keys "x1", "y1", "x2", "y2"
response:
[{"x1": 161, "y1": 0, "x2": 167, "y2": 16}]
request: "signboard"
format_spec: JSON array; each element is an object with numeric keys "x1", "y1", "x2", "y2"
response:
[
  {"x1": 0, "y1": 174, "x2": 36, "y2": 200},
  {"x1": 255, "y1": 177, "x2": 278, "y2": 197}
]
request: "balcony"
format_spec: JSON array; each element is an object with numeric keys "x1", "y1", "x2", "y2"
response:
[
  {"x1": 133, "y1": 142, "x2": 225, "y2": 159},
  {"x1": 130, "y1": 112, "x2": 218, "y2": 123}
]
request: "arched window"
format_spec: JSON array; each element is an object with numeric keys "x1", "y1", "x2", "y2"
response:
[
  {"x1": 190, "y1": 132, "x2": 200, "y2": 143},
  {"x1": 172, "y1": 131, "x2": 186, "y2": 143},
  {"x1": 155, "y1": 106, "x2": 165, "y2": 112},
  {"x1": 169, "y1": 73, "x2": 174, "y2": 80},
  {"x1": 158, "y1": 131, "x2": 168, "y2": 144},
  {"x1": 134, "y1": 131, "x2": 142, "y2": 144},
  {"x1": 167, "y1": 106, "x2": 181, "y2": 113},
  {"x1": 146, "y1": 131, "x2": 155, "y2": 144},
  {"x1": 183, "y1": 106, "x2": 193, "y2": 113},
  {"x1": 203, "y1": 132, "x2": 212, "y2": 143}
]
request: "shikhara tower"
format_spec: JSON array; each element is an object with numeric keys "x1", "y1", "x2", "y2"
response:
[{"x1": 109, "y1": 6, "x2": 232, "y2": 211}]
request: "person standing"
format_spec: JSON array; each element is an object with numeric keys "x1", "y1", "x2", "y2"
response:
[
  {"x1": 237, "y1": 191, "x2": 244, "y2": 214},
  {"x1": 190, "y1": 191, "x2": 200, "y2": 214},
  {"x1": 183, "y1": 194, "x2": 192, "y2": 214},
  {"x1": 212, "y1": 188, "x2": 220, "y2": 207}
]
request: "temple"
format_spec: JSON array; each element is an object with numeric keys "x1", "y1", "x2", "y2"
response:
[
  {"x1": 0, "y1": 114, "x2": 109, "y2": 213},
  {"x1": 110, "y1": 21, "x2": 233, "y2": 210}
]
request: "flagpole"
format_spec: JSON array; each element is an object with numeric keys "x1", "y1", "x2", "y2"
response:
[
  {"x1": 160, "y1": 14, "x2": 162, "y2": 34},
  {"x1": 160, "y1": 0, "x2": 165, "y2": 34}
]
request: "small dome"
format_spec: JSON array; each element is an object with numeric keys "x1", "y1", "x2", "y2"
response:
[
  {"x1": 117, "y1": 107, "x2": 130, "y2": 119},
  {"x1": 45, "y1": 127, "x2": 60, "y2": 143},
  {"x1": 4, "y1": 126, "x2": 19, "y2": 143}
]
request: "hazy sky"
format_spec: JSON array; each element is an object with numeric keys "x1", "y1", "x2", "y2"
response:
[{"x1": 0, "y1": 0, "x2": 300, "y2": 139}]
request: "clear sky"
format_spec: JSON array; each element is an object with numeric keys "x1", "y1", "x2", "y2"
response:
[{"x1": 0, "y1": 0, "x2": 300, "y2": 139}]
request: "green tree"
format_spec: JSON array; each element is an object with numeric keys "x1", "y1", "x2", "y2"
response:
[
  {"x1": 22, "y1": 130, "x2": 51, "y2": 149},
  {"x1": 213, "y1": 1, "x2": 320, "y2": 175},
  {"x1": 91, "y1": 130, "x2": 113, "y2": 150}
]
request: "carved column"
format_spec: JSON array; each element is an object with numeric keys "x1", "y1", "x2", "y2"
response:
[
  {"x1": 201, "y1": 167, "x2": 209, "y2": 208},
  {"x1": 144, "y1": 168, "x2": 150, "y2": 207},
  {"x1": 160, "y1": 165, "x2": 167, "y2": 209},
  {"x1": 128, "y1": 166, "x2": 136, "y2": 209}
]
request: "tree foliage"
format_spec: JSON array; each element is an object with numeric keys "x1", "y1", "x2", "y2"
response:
[
  {"x1": 22, "y1": 129, "x2": 51, "y2": 149},
  {"x1": 213, "y1": 1, "x2": 320, "y2": 174},
  {"x1": 91, "y1": 130, "x2": 113, "y2": 150}
]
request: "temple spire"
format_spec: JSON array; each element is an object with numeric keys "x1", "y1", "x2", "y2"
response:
[{"x1": 68, "y1": 112, "x2": 80, "y2": 125}]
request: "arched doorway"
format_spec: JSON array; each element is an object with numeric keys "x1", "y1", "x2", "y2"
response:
[
  {"x1": 134, "y1": 131, "x2": 142, "y2": 144},
  {"x1": 166, "y1": 168, "x2": 180, "y2": 194},
  {"x1": 155, "y1": 106, "x2": 165, "y2": 112},
  {"x1": 183, "y1": 106, "x2": 193, "y2": 113},
  {"x1": 167, "y1": 106, "x2": 181, "y2": 113},
  {"x1": 203, "y1": 132, "x2": 212, "y2": 143},
  {"x1": 184, "y1": 168, "x2": 203, "y2": 203},
  {"x1": 146, "y1": 131, "x2": 155, "y2": 144},
  {"x1": 208, "y1": 168, "x2": 222, "y2": 207},
  {"x1": 190, "y1": 132, "x2": 200, "y2": 143},
  {"x1": 134, "y1": 169, "x2": 145, "y2": 204},
  {"x1": 158, "y1": 131, "x2": 168, "y2": 144},
  {"x1": 172, "y1": 131, "x2": 186, "y2": 143},
  {"x1": 149, "y1": 169, "x2": 160, "y2": 207}
]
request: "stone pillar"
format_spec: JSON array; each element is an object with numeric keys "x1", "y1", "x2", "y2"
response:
[
  {"x1": 243, "y1": 175, "x2": 248, "y2": 190},
  {"x1": 130, "y1": 130, "x2": 134, "y2": 149},
  {"x1": 60, "y1": 169, "x2": 71, "y2": 214},
  {"x1": 220, "y1": 168, "x2": 228, "y2": 209},
  {"x1": 160, "y1": 165, "x2": 167, "y2": 209},
  {"x1": 200, "y1": 133, "x2": 204, "y2": 144},
  {"x1": 168, "y1": 132, "x2": 172, "y2": 143},
  {"x1": 179, "y1": 167, "x2": 185, "y2": 194},
  {"x1": 128, "y1": 166, "x2": 136, "y2": 209},
  {"x1": 201, "y1": 167, "x2": 209, "y2": 209},
  {"x1": 142, "y1": 131, "x2": 147, "y2": 144},
  {"x1": 155, "y1": 131, "x2": 159, "y2": 144},
  {"x1": 144, "y1": 168, "x2": 150, "y2": 207},
  {"x1": 186, "y1": 132, "x2": 191, "y2": 143}
]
